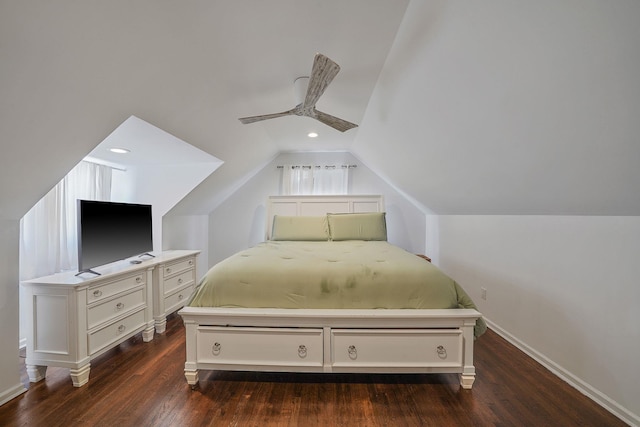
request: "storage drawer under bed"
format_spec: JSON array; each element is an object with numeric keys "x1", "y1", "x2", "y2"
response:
[
  {"x1": 196, "y1": 326, "x2": 323, "y2": 368},
  {"x1": 331, "y1": 329, "x2": 463, "y2": 368}
]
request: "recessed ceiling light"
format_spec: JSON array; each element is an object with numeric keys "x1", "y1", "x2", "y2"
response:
[
  {"x1": 110, "y1": 148, "x2": 130, "y2": 154},
  {"x1": 308, "y1": 132, "x2": 318, "y2": 138}
]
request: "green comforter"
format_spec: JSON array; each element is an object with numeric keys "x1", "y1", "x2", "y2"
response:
[{"x1": 189, "y1": 241, "x2": 486, "y2": 337}]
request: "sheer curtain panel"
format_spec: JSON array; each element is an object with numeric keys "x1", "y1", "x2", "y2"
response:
[{"x1": 281, "y1": 165, "x2": 348, "y2": 195}]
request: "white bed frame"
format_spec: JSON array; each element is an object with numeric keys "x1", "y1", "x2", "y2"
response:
[{"x1": 179, "y1": 195, "x2": 482, "y2": 389}]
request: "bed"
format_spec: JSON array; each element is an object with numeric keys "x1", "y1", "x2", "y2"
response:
[{"x1": 179, "y1": 195, "x2": 485, "y2": 389}]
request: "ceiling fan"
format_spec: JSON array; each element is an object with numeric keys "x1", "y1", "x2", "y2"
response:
[{"x1": 239, "y1": 53, "x2": 358, "y2": 132}]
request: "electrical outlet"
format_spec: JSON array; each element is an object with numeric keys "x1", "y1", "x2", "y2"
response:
[{"x1": 481, "y1": 287, "x2": 487, "y2": 300}]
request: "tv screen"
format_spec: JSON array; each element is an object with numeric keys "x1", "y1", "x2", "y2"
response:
[{"x1": 77, "y1": 200, "x2": 153, "y2": 275}]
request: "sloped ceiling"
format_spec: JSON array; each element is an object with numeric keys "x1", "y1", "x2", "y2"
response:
[
  {"x1": 87, "y1": 116, "x2": 223, "y2": 168},
  {"x1": 0, "y1": 0, "x2": 408, "y2": 219},
  {"x1": 2, "y1": 0, "x2": 640, "y2": 221},
  {"x1": 353, "y1": 1, "x2": 640, "y2": 215}
]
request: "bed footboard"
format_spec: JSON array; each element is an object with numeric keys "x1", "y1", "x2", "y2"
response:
[{"x1": 179, "y1": 307, "x2": 481, "y2": 389}]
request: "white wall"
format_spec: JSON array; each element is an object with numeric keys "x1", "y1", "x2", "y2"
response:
[
  {"x1": 0, "y1": 220, "x2": 27, "y2": 405},
  {"x1": 348, "y1": 153, "x2": 429, "y2": 258},
  {"x1": 111, "y1": 168, "x2": 135, "y2": 204},
  {"x1": 206, "y1": 151, "x2": 428, "y2": 268},
  {"x1": 112, "y1": 163, "x2": 219, "y2": 253},
  {"x1": 354, "y1": 0, "x2": 640, "y2": 217},
  {"x1": 437, "y1": 215, "x2": 640, "y2": 425},
  {"x1": 162, "y1": 214, "x2": 209, "y2": 281}
]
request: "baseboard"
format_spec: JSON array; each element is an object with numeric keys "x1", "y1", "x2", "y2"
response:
[
  {"x1": 0, "y1": 383, "x2": 27, "y2": 407},
  {"x1": 485, "y1": 318, "x2": 638, "y2": 427}
]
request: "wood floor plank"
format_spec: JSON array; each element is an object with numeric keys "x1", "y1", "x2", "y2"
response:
[{"x1": 1, "y1": 313, "x2": 628, "y2": 426}]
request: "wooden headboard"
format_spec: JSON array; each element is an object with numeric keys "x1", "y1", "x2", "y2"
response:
[{"x1": 266, "y1": 195, "x2": 384, "y2": 240}]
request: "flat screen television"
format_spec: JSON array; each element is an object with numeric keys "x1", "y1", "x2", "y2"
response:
[{"x1": 77, "y1": 200, "x2": 153, "y2": 276}]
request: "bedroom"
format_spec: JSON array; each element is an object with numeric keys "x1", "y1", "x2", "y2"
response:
[{"x1": 1, "y1": 1, "x2": 639, "y2": 425}]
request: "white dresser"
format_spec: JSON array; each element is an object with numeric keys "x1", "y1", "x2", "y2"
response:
[
  {"x1": 21, "y1": 249, "x2": 199, "y2": 387},
  {"x1": 152, "y1": 251, "x2": 199, "y2": 334}
]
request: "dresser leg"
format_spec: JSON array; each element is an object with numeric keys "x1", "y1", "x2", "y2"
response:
[
  {"x1": 459, "y1": 373, "x2": 475, "y2": 389},
  {"x1": 70, "y1": 363, "x2": 91, "y2": 387},
  {"x1": 26, "y1": 365, "x2": 47, "y2": 383},
  {"x1": 155, "y1": 318, "x2": 167, "y2": 334},
  {"x1": 142, "y1": 323, "x2": 155, "y2": 342},
  {"x1": 185, "y1": 368, "x2": 199, "y2": 388}
]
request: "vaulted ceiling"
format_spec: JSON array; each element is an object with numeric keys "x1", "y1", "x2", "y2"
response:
[{"x1": 2, "y1": 0, "x2": 639, "y2": 221}]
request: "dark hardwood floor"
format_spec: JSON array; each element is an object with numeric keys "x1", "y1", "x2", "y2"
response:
[{"x1": 1, "y1": 314, "x2": 626, "y2": 426}]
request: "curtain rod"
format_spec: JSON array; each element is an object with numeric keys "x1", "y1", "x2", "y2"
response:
[{"x1": 277, "y1": 164, "x2": 357, "y2": 169}]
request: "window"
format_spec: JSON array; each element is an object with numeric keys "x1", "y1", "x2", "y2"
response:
[{"x1": 280, "y1": 164, "x2": 350, "y2": 195}]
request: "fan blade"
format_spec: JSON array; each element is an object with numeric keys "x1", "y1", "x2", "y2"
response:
[
  {"x1": 303, "y1": 54, "x2": 340, "y2": 109},
  {"x1": 239, "y1": 109, "x2": 296, "y2": 124},
  {"x1": 313, "y1": 109, "x2": 358, "y2": 132}
]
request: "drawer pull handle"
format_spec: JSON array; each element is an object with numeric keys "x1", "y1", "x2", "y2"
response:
[
  {"x1": 212, "y1": 342, "x2": 221, "y2": 355},
  {"x1": 348, "y1": 345, "x2": 357, "y2": 360},
  {"x1": 166, "y1": 267, "x2": 171, "y2": 274},
  {"x1": 298, "y1": 345, "x2": 307, "y2": 358},
  {"x1": 178, "y1": 278, "x2": 183, "y2": 284},
  {"x1": 188, "y1": 260, "x2": 193, "y2": 266},
  {"x1": 135, "y1": 277, "x2": 142, "y2": 283},
  {"x1": 93, "y1": 290, "x2": 102, "y2": 298},
  {"x1": 436, "y1": 345, "x2": 447, "y2": 359},
  {"x1": 116, "y1": 302, "x2": 124, "y2": 310},
  {"x1": 117, "y1": 325, "x2": 126, "y2": 334}
]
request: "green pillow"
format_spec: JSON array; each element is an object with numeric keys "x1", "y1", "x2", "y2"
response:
[
  {"x1": 271, "y1": 215, "x2": 329, "y2": 241},
  {"x1": 327, "y1": 212, "x2": 387, "y2": 241}
]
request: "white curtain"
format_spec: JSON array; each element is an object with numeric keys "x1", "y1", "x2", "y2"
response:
[
  {"x1": 20, "y1": 161, "x2": 112, "y2": 279},
  {"x1": 281, "y1": 165, "x2": 349, "y2": 195}
]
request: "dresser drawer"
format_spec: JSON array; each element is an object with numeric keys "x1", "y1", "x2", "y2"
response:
[
  {"x1": 164, "y1": 269, "x2": 195, "y2": 295},
  {"x1": 331, "y1": 329, "x2": 462, "y2": 368},
  {"x1": 163, "y1": 257, "x2": 195, "y2": 279},
  {"x1": 196, "y1": 326, "x2": 323, "y2": 367},
  {"x1": 164, "y1": 284, "x2": 193, "y2": 314},
  {"x1": 87, "y1": 273, "x2": 145, "y2": 304},
  {"x1": 87, "y1": 288, "x2": 145, "y2": 329},
  {"x1": 88, "y1": 309, "x2": 146, "y2": 355}
]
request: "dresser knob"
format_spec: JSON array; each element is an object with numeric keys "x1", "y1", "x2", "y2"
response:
[
  {"x1": 298, "y1": 345, "x2": 307, "y2": 358},
  {"x1": 166, "y1": 267, "x2": 171, "y2": 274},
  {"x1": 178, "y1": 294, "x2": 184, "y2": 300},
  {"x1": 93, "y1": 290, "x2": 102, "y2": 297},
  {"x1": 188, "y1": 260, "x2": 194, "y2": 266},
  {"x1": 436, "y1": 345, "x2": 447, "y2": 359},
  {"x1": 117, "y1": 325, "x2": 126, "y2": 334},
  {"x1": 348, "y1": 345, "x2": 357, "y2": 360},
  {"x1": 135, "y1": 277, "x2": 142, "y2": 283},
  {"x1": 212, "y1": 342, "x2": 221, "y2": 355},
  {"x1": 178, "y1": 278, "x2": 183, "y2": 284},
  {"x1": 116, "y1": 302, "x2": 124, "y2": 310}
]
